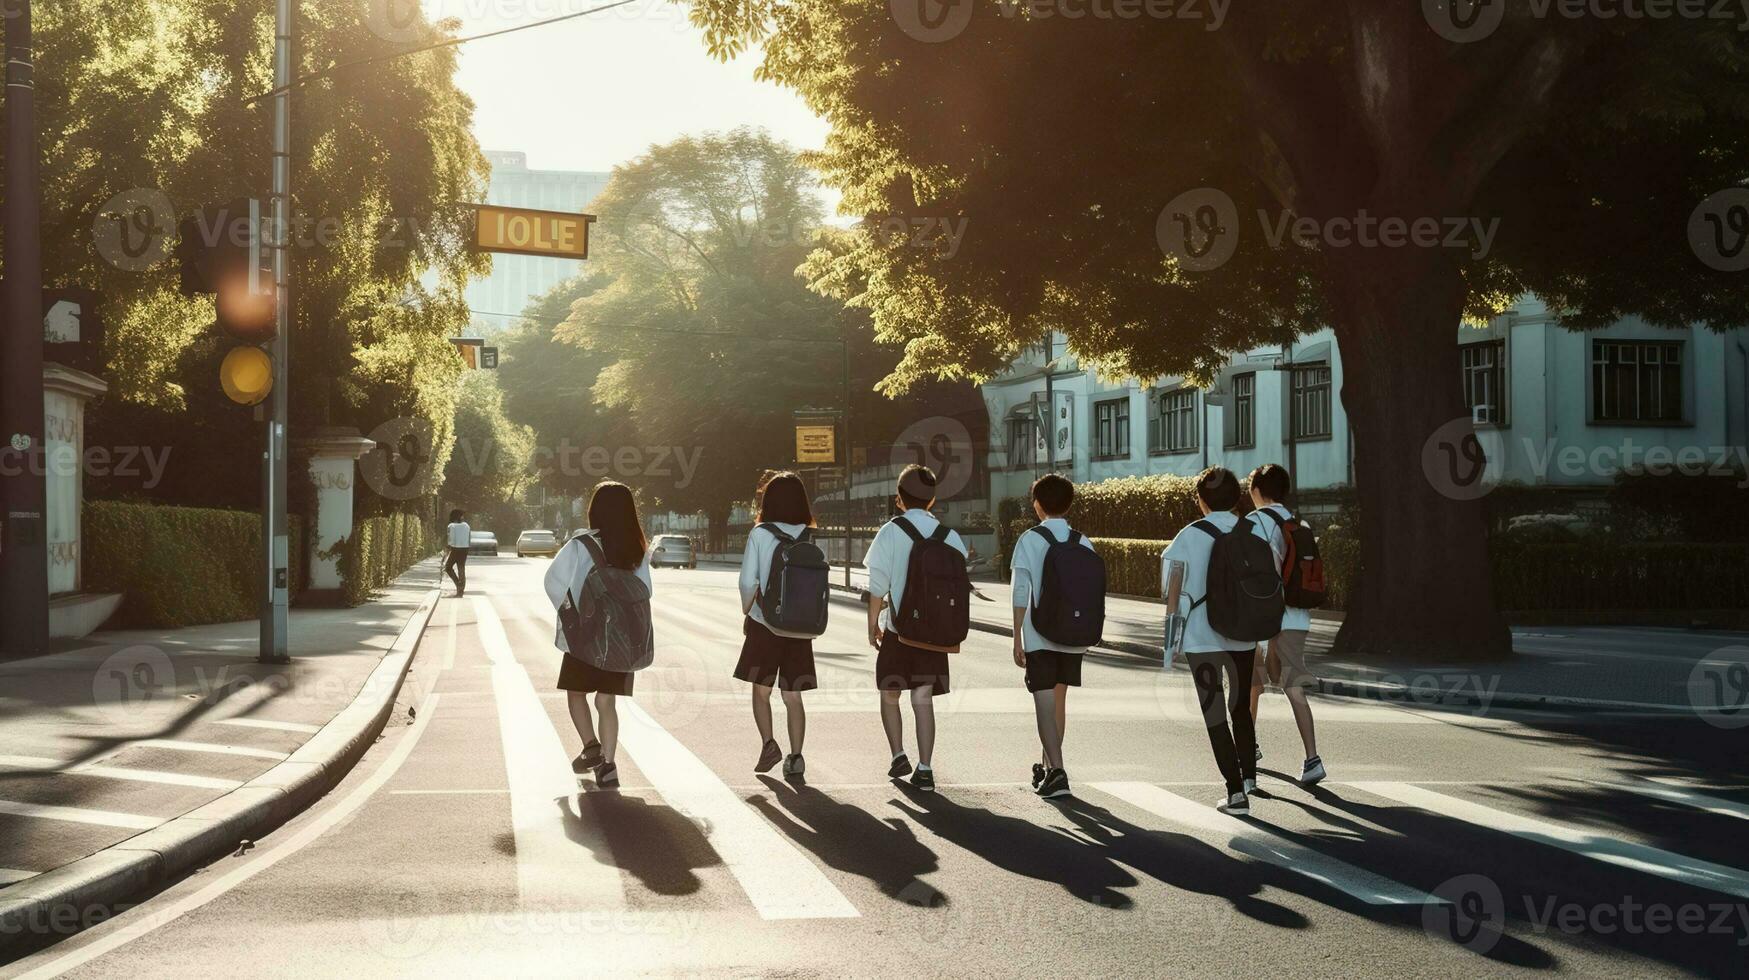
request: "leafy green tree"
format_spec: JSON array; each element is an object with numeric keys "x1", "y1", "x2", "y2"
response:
[
  {"x1": 443, "y1": 371, "x2": 536, "y2": 518},
  {"x1": 685, "y1": 1, "x2": 1749, "y2": 659}
]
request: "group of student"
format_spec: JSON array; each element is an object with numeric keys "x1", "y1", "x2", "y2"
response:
[{"x1": 531, "y1": 460, "x2": 1326, "y2": 816}]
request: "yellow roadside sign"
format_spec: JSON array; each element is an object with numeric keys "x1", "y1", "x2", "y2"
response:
[
  {"x1": 796, "y1": 425, "x2": 836, "y2": 463},
  {"x1": 470, "y1": 204, "x2": 597, "y2": 260}
]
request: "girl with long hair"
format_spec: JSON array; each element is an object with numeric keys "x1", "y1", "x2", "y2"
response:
[{"x1": 733, "y1": 471, "x2": 820, "y2": 777}]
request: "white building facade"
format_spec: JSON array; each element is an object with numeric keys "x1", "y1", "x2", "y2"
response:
[{"x1": 983, "y1": 297, "x2": 1749, "y2": 507}]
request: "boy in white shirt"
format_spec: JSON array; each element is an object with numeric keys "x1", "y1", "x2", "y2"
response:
[
  {"x1": 443, "y1": 509, "x2": 470, "y2": 597},
  {"x1": 1246, "y1": 464, "x2": 1324, "y2": 785},
  {"x1": 863, "y1": 465, "x2": 968, "y2": 793},
  {"x1": 1010, "y1": 473, "x2": 1098, "y2": 800},
  {"x1": 1161, "y1": 467, "x2": 1260, "y2": 815}
]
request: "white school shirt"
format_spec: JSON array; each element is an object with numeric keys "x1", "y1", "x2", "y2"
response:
[
  {"x1": 446, "y1": 522, "x2": 470, "y2": 550},
  {"x1": 862, "y1": 509, "x2": 969, "y2": 635},
  {"x1": 1160, "y1": 512, "x2": 1255, "y2": 654},
  {"x1": 1010, "y1": 517, "x2": 1098, "y2": 655},
  {"x1": 1251, "y1": 503, "x2": 1312, "y2": 633},
  {"x1": 543, "y1": 531, "x2": 654, "y2": 654},
  {"x1": 739, "y1": 522, "x2": 815, "y2": 638}
]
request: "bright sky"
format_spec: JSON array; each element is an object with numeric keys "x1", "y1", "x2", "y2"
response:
[{"x1": 417, "y1": 0, "x2": 831, "y2": 182}]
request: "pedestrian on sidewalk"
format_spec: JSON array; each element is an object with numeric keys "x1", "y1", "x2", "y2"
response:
[
  {"x1": 544, "y1": 481, "x2": 654, "y2": 789},
  {"x1": 443, "y1": 509, "x2": 470, "y2": 597},
  {"x1": 736, "y1": 472, "x2": 829, "y2": 779},
  {"x1": 1245, "y1": 464, "x2": 1326, "y2": 786},
  {"x1": 1161, "y1": 467, "x2": 1270, "y2": 816},
  {"x1": 863, "y1": 464, "x2": 971, "y2": 793},
  {"x1": 1010, "y1": 473, "x2": 1104, "y2": 801}
]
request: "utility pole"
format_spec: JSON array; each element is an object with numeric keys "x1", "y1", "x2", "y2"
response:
[
  {"x1": 841, "y1": 336, "x2": 852, "y2": 588},
  {"x1": 1042, "y1": 334, "x2": 1056, "y2": 474},
  {"x1": 260, "y1": 0, "x2": 292, "y2": 664},
  {"x1": 1, "y1": 0, "x2": 48, "y2": 658}
]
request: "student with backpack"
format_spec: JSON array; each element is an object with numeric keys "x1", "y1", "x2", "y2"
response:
[
  {"x1": 1245, "y1": 464, "x2": 1327, "y2": 786},
  {"x1": 863, "y1": 464, "x2": 971, "y2": 793},
  {"x1": 1161, "y1": 467, "x2": 1284, "y2": 815},
  {"x1": 544, "y1": 481, "x2": 655, "y2": 789},
  {"x1": 443, "y1": 509, "x2": 470, "y2": 597},
  {"x1": 1009, "y1": 473, "x2": 1104, "y2": 800},
  {"x1": 735, "y1": 472, "x2": 829, "y2": 778}
]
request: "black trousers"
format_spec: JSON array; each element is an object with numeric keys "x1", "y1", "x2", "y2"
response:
[
  {"x1": 442, "y1": 547, "x2": 468, "y2": 593},
  {"x1": 1187, "y1": 649, "x2": 1257, "y2": 795}
]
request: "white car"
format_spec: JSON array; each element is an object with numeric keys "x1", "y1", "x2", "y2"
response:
[
  {"x1": 650, "y1": 534, "x2": 696, "y2": 569},
  {"x1": 516, "y1": 529, "x2": 560, "y2": 558}
]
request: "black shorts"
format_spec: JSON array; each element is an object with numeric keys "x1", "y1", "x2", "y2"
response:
[
  {"x1": 876, "y1": 631, "x2": 951, "y2": 697},
  {"x1": 1024, "y1": 650, "x2": 1083, "y2": 693},
  {"x1": 733, "y1": 617, "x2": 818, "y2": 692},
  {"x1": 557, "y1": 655, "x2": 634, "y2": 696}
]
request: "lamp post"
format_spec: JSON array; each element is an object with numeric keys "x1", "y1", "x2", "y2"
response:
[{"x1": 260, "y1": 0, "x2": 292, "y2": 664}]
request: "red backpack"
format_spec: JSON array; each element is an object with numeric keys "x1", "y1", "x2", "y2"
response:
[{"x1": 1260, "y1": 508, "x2": 1327, "y2": 610}]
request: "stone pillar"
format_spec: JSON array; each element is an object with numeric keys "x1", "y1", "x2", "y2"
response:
[
  {"x1": 298, "y1": 428, "x2": 378, "y2": 598},
  {"x1": 43, "y1": 363, "x2": 123, "y2": 639}
]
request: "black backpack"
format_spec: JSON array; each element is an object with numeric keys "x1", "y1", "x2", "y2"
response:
[
  {"x1": 893, "y1": 517, "x2": 972, "y2": 652},
  {"x1": 1259, "y1": 508, "x2": 1328, "y2": 609},
  {"x1": 1028, "y1": 525, "x2": 1105, "y2": 647},
  {"x1": 756, "y1": 523, "x2": 830, "y2": 637},
  {"x1": 1191, "y1": 516, "x2": 1285, "y2": 643}
]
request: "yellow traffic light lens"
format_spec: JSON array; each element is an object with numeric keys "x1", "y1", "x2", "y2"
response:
[{"x1": 221, "y1": 346, "x2": 274, "y2": 406}]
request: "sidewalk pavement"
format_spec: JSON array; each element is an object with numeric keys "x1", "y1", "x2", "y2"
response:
[
  {"x1": 0, "y1": 560, "x2": 443, "y2": 957},
  {"x1": 701, "y1": 554, "x2": 1744, "y2": 715}
]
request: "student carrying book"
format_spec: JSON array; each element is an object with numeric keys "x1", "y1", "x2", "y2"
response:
[
  {"x1": 1161, "y1": 466, "x2": 1282, "y2": 816},
  {"x1": 734, "y1": 472, "x2": 830, "y2": 779},
  {"x1": 1009, "y1": 473, "x2": 1105, "y2": 800},
  {"x1": 862, "y1": 465, "x2": 971, "y2": 793}
]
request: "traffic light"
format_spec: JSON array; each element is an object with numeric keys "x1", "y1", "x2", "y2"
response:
[{"x1": 176, "y1": 198, "x2": 276, "y2": 342}]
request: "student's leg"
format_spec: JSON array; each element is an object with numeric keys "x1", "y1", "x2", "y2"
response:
[
  {"x1": 455, "y1": 551, "x2": 467, "y2": 594},
  {"x1": 442, "y1": 550, "x2": 460, "y2": 591},
  {"x1": 751, "y1": 684, "x2": 775, "y2": 744},
  {"x1": 879, "y1": 689, "x2": 906, "y2": 756},
  {"x1": 1190, "y1": 654, "x2": 1243, "y2": 796},
  {"x1": 1275, "y1": 631, "x2": 1319, "y2": 758},
  {"x1": 781, "y1": 689, "x2": 806, "y2": 754},
  {"x1": 566, "y1": 691, "x2": 595, "y2": 745},
  {"x1": 594, "y1": 692, "x2": 619, "y2": 764},
  {"x1": 1054, "y1": 683, "x2": 1068, "y2": 750},
  {"x1": 910, "y1": 685, "x2": 936, "y2": 767},
  {"x1": 1249, "y1": 642, "x2": 1267, "y2": 722},
  {"x1": 1226, "y1": 652, "x2": 1258, "y2": 782},
  {"x1": 1031, "y1": 689, "x2": 1064, "y2": 770}
]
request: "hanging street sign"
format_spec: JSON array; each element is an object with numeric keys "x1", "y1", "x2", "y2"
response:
[
  {"x1": 795, "y1": 425, "x2": 836, "y2": 463},
  {"x1": 468, "y1": 204, "x2": 596, "y2": 260}
]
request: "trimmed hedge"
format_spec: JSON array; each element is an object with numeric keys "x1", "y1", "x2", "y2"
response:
[
  {"x1": 1491, "y1": 541, "x2": 1747, "y2": 611},
  {"x1": 997, "y1": 473, "x2": 1213, "y2": 579},
  {"x1": 85, "y1": 501, "x2": 304, "y2": 629},
  {"x1": 341, "y1": 511, "x2": 436, "y2": 606}
]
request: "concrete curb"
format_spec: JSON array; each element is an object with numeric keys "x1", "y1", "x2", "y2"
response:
[{"x1": 0, "y1": 588, "x2": 442, "y2": 960}]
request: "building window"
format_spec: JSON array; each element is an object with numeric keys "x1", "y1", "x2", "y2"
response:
[
  {"x1": 1007, "y1": 416, "x2": 1037, "y2": 467},
  {"x1": 1227, "y1": 373, "x2": 1255, "y2": 449},
  {"x1": 1153, "y1": 388, "x2": 1198, "y2": 453},
  {"x1": 1461, "y1": 341, "x2": 1507, "y2": 425},
  {"x1": 1094, "y1": 397, "x2": 1129, "y2": 459},
  {"x1": 1593, "y1": 340, "x2": 1683, "y2": 424},
  {"x1": 1291, "y1": 363, "x2": 1332, "y2": 440}
]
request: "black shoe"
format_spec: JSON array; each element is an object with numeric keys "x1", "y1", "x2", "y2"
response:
[
  {"x1": 910, "y1": 767, "x2": 935, "y2": 793},
  {"x1": 756, "y1": 738, "x2": 783, "y2": 773},
  {"x1": 1031, "y1": 763, "x2": 1046, "y2": 790},
  {"x1": 782, "y1": 754, "x2": 806, "y2": 778},
  {"x1": 594, "y1": 762, "x2": 619, "y2": 787},
  {"x1": 1037, "y1": 768, "x2": 1071, "y2": 799},
  {"x1": 888, "y1": 753, "x2": 913, "y2": 779},
  {"x1": 572, "y1": 740, "x2": 603, "y2": 773}
]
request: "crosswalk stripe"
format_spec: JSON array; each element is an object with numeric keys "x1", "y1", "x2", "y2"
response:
[
  {"x1": 1619, "y1": 776, "x2": 1749, "y2": 822},
  {"x1": 0, "y1": 754, "x2": 244, "y2": 791},
  {"x1": 0, "y1": 867, "x2": 40, "y2": 886},
  {"x1": 0, "y1": 799, "x2": 159, "y2": 830},
  {"x1": 472, "y1": 596, "x2": 625, "y2": 911},
  {"x1": 616, "y1": 699, "x2": 860, "y2": 920},
  {"x1": 211, "y1": 718, "x2": 321, "y2": 735},
  {"x1": 131, "y1": 739, "x2": 289, "y2": 761},
  {"x1": 1091, "y1": 782, "x2": 1437, "y2": 906},
  {"x1": 1349, "y1": 781, "x2": 1749, "y2": 900}
]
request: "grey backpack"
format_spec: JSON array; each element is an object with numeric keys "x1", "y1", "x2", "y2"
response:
[{"x1": 558, "y1": 535, "x2": 654, "y2": 672}]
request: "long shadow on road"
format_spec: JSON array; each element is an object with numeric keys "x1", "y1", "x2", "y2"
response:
[{"x1": 749, "y1": 775, "x2": 946, "y2": 908}]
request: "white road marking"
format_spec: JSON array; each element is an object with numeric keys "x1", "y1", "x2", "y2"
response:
[
  {"x1": 0, "y1": 868, "x2": 40, "y2": 886},
  {"x1": 617, "y1": 699, "x2": 860, "y2": 920},
  {"x1": 1349, "y1": 781, "x2": 1749, "y2": 900},
  {"x1": 9, "y1": 692, "x2": 444, "y2": 980},
  {"x1": 387, "y1": 789, "x2": 510, "y2": 796},
  {"x1": 443, "y1": 598, "x2": 458, "y2": 670},
  {"x1": 0, "y1": 799, "x2": 159, "y2": 830},
  {"x1": 1091, "y1": 782, "x2": 1437, "y2": 907},
  {"x1": 0, "y1": 755, "x2": 243, "y2": 791},
  {"x1": 131, "y1": 740, "x2": 289, "y2": 761},
  {"x1": 472, "y1": 596, "x2": 625, "y2": 911},
  {"x1": 211, "y1": 718, "x2": 321, "y2": 735},
  {"x1": 1622, "y1": 776, "x2": 1749, "y2": 822}
]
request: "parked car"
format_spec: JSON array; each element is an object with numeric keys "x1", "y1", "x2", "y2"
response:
[
  {"x1": 468, "y1": 531, "x2": 499, "y2": 556},
  {"x1": 650, "y1": 534, "x2": 696, "y2": 569},
  {"x1": 516, "y1": 529, "x2": 560, "y2": 558}
]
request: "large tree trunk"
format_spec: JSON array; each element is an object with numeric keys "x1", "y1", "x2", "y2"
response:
[{"x1": 1328, "y1": 255, "x2": 1512, "y2": 662}]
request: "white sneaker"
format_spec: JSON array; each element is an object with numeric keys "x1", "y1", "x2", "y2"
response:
[
  {"x1": 1218, "y1": 791, "x2": 1250, "y2": 816},
  {"x1": 1301, "y1": 756, "x2": 1326, "y2": 786}
]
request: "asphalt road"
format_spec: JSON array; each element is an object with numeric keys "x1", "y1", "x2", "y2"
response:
[{"x1": 9, "y1": 559, "x2": 1747, "y2": 978}]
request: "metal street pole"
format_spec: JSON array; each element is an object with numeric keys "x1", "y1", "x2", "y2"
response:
[
  {"x1": 841, "y1": 336, "x2": 852, "y2": 588},
  {"x1": 1043, "y1": 334, "x2": 1056, "y2": 474},
  {"x1": 260, "y1": 0, "x2": 292, "y2": 664},
  {"x1": 1, "y1": 0, "x2": 48, "y2": 658}
]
